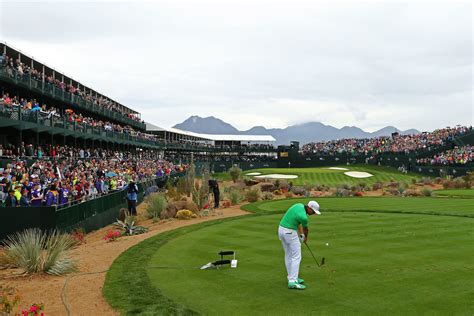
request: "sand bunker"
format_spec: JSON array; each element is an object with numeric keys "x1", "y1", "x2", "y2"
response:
[
  {"x1": 245, "y1": 172, "x2": 262, "y2": 176},
  {"x1": 327, "y1": 167, "x2": 349, "y2": 171},
  {"x1": 344, "y1": 171, "x2": 374, "y2": 178},
  {"x1": 254, "y1": 174, "x2": 299, "y2": 179}
]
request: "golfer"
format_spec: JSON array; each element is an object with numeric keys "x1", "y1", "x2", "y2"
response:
[{"x1": 278, "y1": 200, "x2": 320, "y2": 290}]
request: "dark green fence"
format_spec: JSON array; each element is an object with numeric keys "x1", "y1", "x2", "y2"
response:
[
  {"x1": 210, "y1": 161, "x2": 277, "y2": 173},
  {"x1": 0, "y1": 173, "x2": 186, "y2": 240},
  {"x1": 0, "y1": 207, "x2": 56, "y2": 240},
  {"x1": 413, "y1": 166, "x2": 472, "y2": 177},
  {"x1": 56, "y1": 189, "x2": 127, "y2": 231}
]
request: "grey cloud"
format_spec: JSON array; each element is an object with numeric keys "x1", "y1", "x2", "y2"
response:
[{"x1": 0, "y1": 0, "x2": 471, "y2": 132}]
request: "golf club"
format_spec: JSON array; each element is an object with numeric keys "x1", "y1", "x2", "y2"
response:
[{"x1": 304, "y1": 242, "x2": 325, "y2": 267}]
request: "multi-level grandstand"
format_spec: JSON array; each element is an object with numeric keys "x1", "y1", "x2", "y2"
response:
[{"x1": 0, "y1": 43, "x2": 277, "y2": 237}]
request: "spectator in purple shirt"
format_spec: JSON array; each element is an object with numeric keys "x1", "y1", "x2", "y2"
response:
[
  {"x1": 45, "y1": 185, "x2": 58, "y2": 207},
  {"x1": 30, "y1": 184, "x2": 43, "y2": 207},
  {"x1": 59, "y1": 183, "x2": 70, "y2": 207}
]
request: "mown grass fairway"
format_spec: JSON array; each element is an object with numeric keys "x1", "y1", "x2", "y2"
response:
[
  {"x1": 242, "y1": 196, "x2": 474, "y2": 217},
  {"x1": 215, "y1": 165, "x2": 422, "y2": 186},
  {"x1": 104, "y1": 197, "x2": 474, "y2": 315},
  {"x1": 434, "y1": 189, "x2": 474, "y2": 198}
]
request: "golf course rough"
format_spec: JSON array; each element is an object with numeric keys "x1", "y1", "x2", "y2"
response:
[{"x1": 104, "y1": 196, "x2": 474, "y2": 315}]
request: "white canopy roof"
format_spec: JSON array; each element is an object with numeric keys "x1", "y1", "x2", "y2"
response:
[
  {"x1": 145, "y1": 123, "x2": 275, "y2": 142},
  {"x1": 145, "y1": 122, "x2": 167, "y2": 132}
]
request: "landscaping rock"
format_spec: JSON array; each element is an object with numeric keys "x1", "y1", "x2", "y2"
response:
[{"x1": 259, "y1": 183, "x2": 276, "y2": 192}]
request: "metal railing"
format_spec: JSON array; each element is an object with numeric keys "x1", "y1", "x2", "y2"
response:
[
  {"x1": 0, "y1": 104, "x2": 161, "y2": 148},
  {"x1": 0, "y1": 65, "x2": 145, "y2": 130}
]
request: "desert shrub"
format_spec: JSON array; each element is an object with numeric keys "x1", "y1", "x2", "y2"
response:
[
  {"x1": 176, "y1": 209, "x2": 196, "y2": 220},
  {"x1": 114, "y1": 216, "x2": 148, "y2": 236},
  {"x1": 262, "y1": 192, "x2": 274, "y2": 200},
  {"x1": 453, "y1": 178, "x2": 465, "y2": 189},
  {"x1": 404, "y1": 189, "x2": 421, "y2": 197},
  {"x1": 464, "y1": 180, "x2": 472, "y2": 189},
  {"x1": 290, "y1": 186, "x2": 306, "y2": 196},
  {"x1": 338, "y1": 183, "x2": 351, "y2": 190},
  {"x1": 244, "y1": 179, "x2": 258, "y2": 186},
  {"x1": 434, "y1": 177, "x2": 442, "y2": 184},
  {"x1": 184, "y1": 163, "x2": 195, "y2": 197},
  {"x1": 192, "y1": 182, "x2": 208, "y2": 210},
  {"x1": 229, "y1": 166, "x2": 242, "y2": 183},
  {"x1": 0, "y1": 229, "x2": 77, "y2": 275},
  {"x1": 421, "y1": 188, "x2": 432, "y2": 197},
  {"x1": 372, "y1": 182, "x2": 383, "y2": 191},
  {"x1": 422, "y1": 177, "x2": 433, "y2": 186},
  {"x1": 388, "y1": 181, "x2": 399, "y2": 188},
  {"x1": 165, "y1": 181, "x2": 177, "y2": 200},
  {"x1": 411, "y1": 178, "x2": 417, "y2": 185},
  {"x1": 398, "y1": 182, "x2": 408, "y2": 195},
  {"x1": 278, "y1": 180, "x2": 289, "y2": 191},
  {"x1": 397, "y1": 186, "x2": 406, "y2": 195},
  {"x1": 146, "y1": 193, "x2": 167, "y2": 220},
  {"x1": 442, "y1": 179, "x2": 452, "y2": 189},
  {"x1": 303, "y1": 183, "x2": 313, "y2": 192},
  {"x1": 463, "y1": 172, "x2": 473, "y2": 184},
  {"x1": 274, "y1": 179, "x2": 280, "y2": 188},
  {"x1": 350, "y1": 185, "x2": 360, "y2": 192},
  {"x1": 70, "y1": 227, "x2": 86, "y2": 245},
  {"x1": 246, "y1": 188, "x2": 261, "y2": 202},
  {"x1": 335, "y1": 188, "x2": 351, "y2": 197},
  {"x1": 162, "y1": 200, "x2": 199, "y2": 219},
  {"x1": 118, "y1": 208, "x2": 130, "y2": 221},
  {"x1": 273, "y1": 189, "x2": 282, "y2": 195},
  {"x1": 386, "y1": 188, "x2": 400, "y2": 196},
  {"x1": 315, "y1": 184, "x2": 325, "y2": 191},
  {"x1": 221, "y1": 200, "x2": 231, "y2": 208},
  {"x1": 284, "y1": 191, "x2": 294, "y2": 198},
  {"x1": 260, "y1": 183, "x2": 276, "y2": 192},
  {"x1": 193, "y1": 169, "x2": 210, "y2": 211},
  {"x1": 358, "y1": 182, "x2": 368, "y2": 190},
  {"x1": 176, "y1": 177, "x2": 186, "y2": 196},
  {"x1": 104, "y1": 229, "x2": 122, "y2": 242},
  {"x1": 0, "y1": 285, "x2": 21, "y2": 314},
  {"x1": 229, "y1": 190, "x2": 243, "y2": 205}
]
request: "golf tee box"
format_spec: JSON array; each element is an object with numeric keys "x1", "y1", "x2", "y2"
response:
[
  {"x1": 200, "y1": 250, "x2": 237, "y2": 270},
  {"x1": 219, "y1": 250, "x2": 237, "y2": 268}
]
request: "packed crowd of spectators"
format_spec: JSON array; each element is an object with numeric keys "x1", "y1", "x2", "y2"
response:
[
  {"x1": 416, "y1": 146, "x2": 473, "y2": 166},
  {"x1": 0, "y1": 143, "x2": 160, "y2": 160},
  {"x1": 164, "y1": 153, "x2": 277, "y2": 163},
  {"x1": 301, "y1": 126, "x2": 472, "y2": 155},
  {"x1": 0, "y1": 92, "x2": 157, "y2": 141},
  {"x1": 0, "y1": 155, "x2": 187, "y2": 208},
  {"x1": 0, "y1": 54, "x2": 142, "y2": 123}
]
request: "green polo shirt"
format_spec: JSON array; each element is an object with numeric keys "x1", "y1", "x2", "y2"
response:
[{"x1": 279, "y1": 203, "x2": 308, "y2": 230}]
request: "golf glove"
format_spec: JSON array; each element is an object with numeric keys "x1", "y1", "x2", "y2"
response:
[{"x1": 299, "y1": 234, "x2": 305, "y2": 243}]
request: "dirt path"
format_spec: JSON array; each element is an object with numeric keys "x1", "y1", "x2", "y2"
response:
[{"x1": 2, "y1": 202, "x2": 249, "y2": 315}]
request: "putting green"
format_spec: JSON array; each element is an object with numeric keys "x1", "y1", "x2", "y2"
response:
[
  {"x1": 215, "y1": 165, "x2": 422, "y2": 186},
  {"x1": 104, "y1": 197, "x2": 474, "y2": 315}
]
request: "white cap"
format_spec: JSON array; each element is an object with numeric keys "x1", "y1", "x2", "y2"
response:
[{"x1": 307, "y1": 201, "x2": 321, "y2": 215}]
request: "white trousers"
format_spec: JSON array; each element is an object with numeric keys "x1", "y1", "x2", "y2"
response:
[{"x1": 278, "y1": 226, "x2": 301, "y2": 282}]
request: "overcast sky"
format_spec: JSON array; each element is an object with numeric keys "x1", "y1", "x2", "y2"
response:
[{"x1": 0, "y1": 0, "x2": 472, "y2": 132}]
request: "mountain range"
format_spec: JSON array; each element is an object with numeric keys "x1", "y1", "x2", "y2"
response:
[{"x1": 173, "y1": 116, "x2": 420, "y2": 145}]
